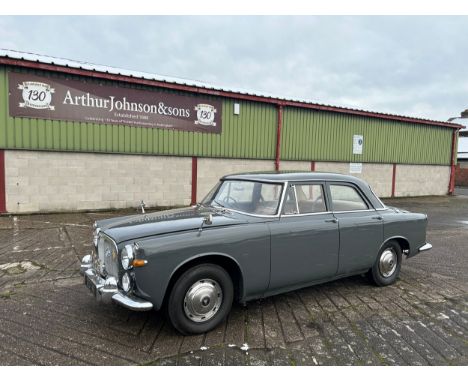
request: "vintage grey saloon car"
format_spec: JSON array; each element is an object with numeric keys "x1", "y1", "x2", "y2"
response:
[{"x1": 80, "y1": 172, "x2": 432, "y2": 334}]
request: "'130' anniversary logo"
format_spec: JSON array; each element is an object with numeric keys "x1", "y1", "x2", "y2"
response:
[
  {"x1": 18, "y1": 81, "x2": 55, "y2": 110},
  {"x1": 194, "y1": 103, "x2": 217, "y2": 127}
]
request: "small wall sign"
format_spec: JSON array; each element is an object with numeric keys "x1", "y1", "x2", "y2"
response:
[
  {"x1": 349, "y1": 162, "x2": 363, "y2": 174},
  {"x1": 353, "y1": 134, "x2": 364, "y2": 155}
]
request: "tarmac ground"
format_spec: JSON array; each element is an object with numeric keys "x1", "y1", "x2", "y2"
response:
[{"x1": 0, "y1": 195, "x2": 467, "y2": 365}]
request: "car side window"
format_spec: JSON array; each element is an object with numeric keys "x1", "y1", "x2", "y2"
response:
[
  {"x1": 295, "y1": 184, "x2": 327, "y2": 213},
  {"x1": 283, "y1": 183, "x2": 327, "y2": 215},
  {"x1": 253, "y1": 183, "x2": 284, "y2": 215},
  {"x1": 329, "y1": 184, "x2": 368, "y2": 211}
]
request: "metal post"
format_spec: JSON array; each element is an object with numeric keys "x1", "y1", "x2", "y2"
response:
[
  {"x1": 0, "y1": 150, "x2": 5, "y2": 213},
  {"x1": 191, "y1": 156, "x2": 198, "y2": 205},
  {"x1": 275, "y1": 104, "x2": 283, "y2": 171}
]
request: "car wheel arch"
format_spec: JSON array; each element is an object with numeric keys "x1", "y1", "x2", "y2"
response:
[
  {"x1": 163, "y1": 253, "x2": 244, "y2": 308},
  {"x1": 368, "y1": 237, "x2": 404, "y2": 286},
  {"x1": 380, "y1": 236, "x2": 410, "y2": 256}
]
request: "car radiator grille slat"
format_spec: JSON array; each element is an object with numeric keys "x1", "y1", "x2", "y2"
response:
[{"x1": 97, "y1": 236, "x2": 119, "y2": 278}]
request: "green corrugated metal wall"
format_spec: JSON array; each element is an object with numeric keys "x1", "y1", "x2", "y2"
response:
[
  {"x1": 0, "y1": 66, "x2": 278, "y2": 160},
  {"x1": 281, "y1": 107, "x2": 453, "y2": 165},
  {"x1": 0, "y1": 65, "x2": 453, "y2": 165}
]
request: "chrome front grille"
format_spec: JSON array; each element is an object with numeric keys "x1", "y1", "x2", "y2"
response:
[{"x1": 96, "y1": 235, "x2": 119, "y2": 278}]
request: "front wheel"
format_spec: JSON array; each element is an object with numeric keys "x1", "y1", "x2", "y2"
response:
[
  {"x1": 369, "y1": 240, "x2": 402, "y2": 286},
  {"x1": 167, "y1": 264, "x2": 234, "y2": 335}
]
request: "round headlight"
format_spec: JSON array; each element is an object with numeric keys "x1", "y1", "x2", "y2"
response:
[
  {"x1": 122, "y1": 272, "x2": 131, "y2": 293},
  {"x1": 121, "y1": 244, "x2": 134, "y2": 270}
]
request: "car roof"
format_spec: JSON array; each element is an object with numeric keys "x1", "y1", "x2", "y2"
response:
[{"x1": 222, "y1": 171, "x2": 365, "y2": 184}]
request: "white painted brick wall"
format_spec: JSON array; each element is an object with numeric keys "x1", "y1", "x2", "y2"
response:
[
  {"x1": 4, "y1": 150, "x2": 451, "y2": 213},
  {"x1": 395, "y1": 164, "x2": 450, "y2": 197},
  {"x1": 315, "y1": 162, "x2": 393, "y2": 197},
  {"x1": 5, "y1": 151, "x2": 192, "y2": 213}
]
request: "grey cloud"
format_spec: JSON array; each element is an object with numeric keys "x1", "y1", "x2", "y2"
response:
[{"x1": 0, "y1": 16, "x2": 467, "y2": 121}]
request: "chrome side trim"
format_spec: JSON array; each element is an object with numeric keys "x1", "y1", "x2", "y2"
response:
[
  {"x1": 217, "y1": 208, "x2": 280, "y2": 219},
  {"x1": 418, "y1": 243, "x2": 432, "y2": 252},
  {"x1": 281, "y1": 211, "x2": 331, "y2": 217},
  {"x1": 223, "y1": 206, "x2": 380, "y2": 218},
  {"x1": 292, "y1": 185, "x2": 299, "y2": 214},
  {"x1": 222, "y1": 177, "x2": 289, "y2": 184},
  {"x1": 332, "y1": 209, "x2": 374, "y2": 214},
  {"x1": 277, "y1": 181, "x2": 288, "y2": 216},
  {"x1": 368, "y1": 185, "x2": 387, "y2": 209}
]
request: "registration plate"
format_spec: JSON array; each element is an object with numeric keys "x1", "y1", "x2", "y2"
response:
[{"x1": 85, "y1": 273, "x2": 97, "y2": 298}]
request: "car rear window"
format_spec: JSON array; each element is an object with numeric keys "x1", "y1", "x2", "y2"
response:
[
  {"x1": 329, "y1": 184, "x2": 368, "y2": 211},
  {"x1": 283, "y1": 184, "x2": 327, "y2": 215}
]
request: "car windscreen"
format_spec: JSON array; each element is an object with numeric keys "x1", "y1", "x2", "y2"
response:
[{"x1": 207, "y1": 180, "x2": 283, "y2": 216}]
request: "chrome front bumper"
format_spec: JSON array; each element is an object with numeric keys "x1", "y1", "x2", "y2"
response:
[{"x1": 80, "y1": 255, "x2": 153, "y2": 312}]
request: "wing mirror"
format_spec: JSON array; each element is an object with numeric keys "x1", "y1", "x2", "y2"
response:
[
  {"x1": 204, "y1": 214, "x2": 213, "y2": 225},
  {"x1": 199, "y1": 213, "x2": 213, "y2": 234}
]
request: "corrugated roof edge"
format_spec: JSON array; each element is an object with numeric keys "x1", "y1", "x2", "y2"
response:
[{"x1": 0, "y1": 48, "x2": 463, "y2": 130}]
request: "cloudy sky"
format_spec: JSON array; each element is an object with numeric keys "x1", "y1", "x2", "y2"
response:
[{"x1": 1, "y1": 16, "x2": 468, "y2": 124}]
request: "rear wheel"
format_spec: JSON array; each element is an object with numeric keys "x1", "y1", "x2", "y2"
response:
[
  {"x1": 369, "y1": 240, "x2": 402, "y2": 286},
  {"x1": 167, "y1": 264, "x2": 233, "y2": 335}
]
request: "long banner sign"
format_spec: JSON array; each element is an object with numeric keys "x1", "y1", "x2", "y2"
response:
[{"x1": 8, "y1": 71, "x2": 222, "y2": 134}]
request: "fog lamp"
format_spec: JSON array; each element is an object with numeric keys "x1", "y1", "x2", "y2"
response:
[{"x1": 122, "y1": 273, "x2": 132, "y2": 293}]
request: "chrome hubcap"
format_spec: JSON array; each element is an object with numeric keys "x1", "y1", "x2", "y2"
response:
[
  {"x1": 379, "y1": 248, "x2": 397, "y2": 278},
  {"x1": 184, "y1": 279, "x2": 223, "y2": 323}
]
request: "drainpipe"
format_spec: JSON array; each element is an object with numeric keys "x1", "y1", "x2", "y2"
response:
[
  {"x1": 0, "y1": 150, "x2": 5, "y2": 213},
  {"x1": 275, "y1": 104, "x2": 283, "y2": 171},
  {"x1": 447, "y1": 111, "x2": 467, "y2": 195},
  {"x1": 448, "y1": 128, "x2": 460, "y2": 195}
]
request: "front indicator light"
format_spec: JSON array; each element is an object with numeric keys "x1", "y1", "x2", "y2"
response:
[{"x1": 132, "y1": 259, "x2": 148, "y2": 267}]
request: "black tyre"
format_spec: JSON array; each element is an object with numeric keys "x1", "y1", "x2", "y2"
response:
[
  {"x1": 369, "y1": 240, "x2": 402, "y2": 286},
  {"x1": 167, "y1": 264, "x2": 234, "y2": 335}
]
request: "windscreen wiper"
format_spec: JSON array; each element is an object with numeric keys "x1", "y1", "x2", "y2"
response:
[{"x1": 212, "y1": 200, "x2": 225, "y2": 208}]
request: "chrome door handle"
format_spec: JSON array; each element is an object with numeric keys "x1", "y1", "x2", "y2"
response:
[
  {"x1": 325, "y1": 218, "x2": 338, "y2": 223},
  {"x1": 372, "y1": 216, "x2": 383, "y2": 220}
]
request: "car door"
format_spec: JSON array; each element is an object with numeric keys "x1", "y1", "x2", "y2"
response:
[
  {"x1": 268, "y1": 182, "x2": 340, "y2": 292},
  {"x1": 326, "y1": 182, "x2": 384, "y2": 275}
]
